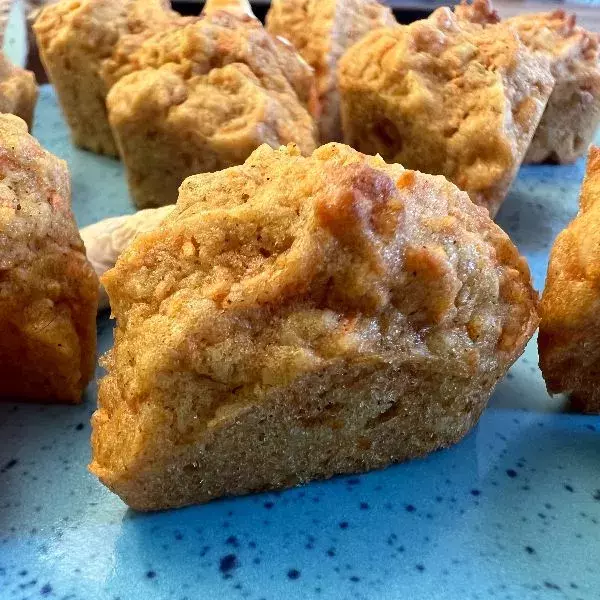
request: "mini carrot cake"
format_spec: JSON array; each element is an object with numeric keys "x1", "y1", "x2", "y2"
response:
[
  {"x1": 338, "y1": 7, "x2": 554, "y2": 216},
  {"x1": 455, "y1": 0, "x2": 600, "y2": 164},
  {"x1": 91, "y1": 143, "x2": 537, "y2": 510},
  {"x1": 0, "y1": 115, "x2": 98, "y2": 403},
  {"x1": 539, "y1": 147, "x2": 600, "y2": 413}
]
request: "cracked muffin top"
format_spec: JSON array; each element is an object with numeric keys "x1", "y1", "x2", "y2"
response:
[
  {"x1": 455, "y1": 0, "x2": 600, "y2": 101},
  {"x1": 93, "y1": 142, "x2": 538, "y2": 508},
  {"x1": 102, "y1": 143, "x2": 537, "y2": 411},
  {"x1": 456, "y1": 0, "x2": 599, "y2": 68},
  {"x1": 34, "y1": 0, "x2": 179, "y2": 61},
  {"x1": 102, "y1": 9, "x2": 318, "y2": 121},
  {"x1": 102, "y1": 7, "x2": 319, "y2": 207}
]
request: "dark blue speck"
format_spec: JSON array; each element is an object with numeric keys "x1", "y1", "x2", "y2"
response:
[
  {"x1": 40, "y1": 583, "x2": 52, "y2": 595},
  {"x1": 219, "y1": 554, "x2": 238, "y2": 577},
  {"x1": 1, "y1": 459, "x2": 17, "y2": 472}
]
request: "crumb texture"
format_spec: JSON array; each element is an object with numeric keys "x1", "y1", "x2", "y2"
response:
[
  {"x1": 0, "y1": 114, "x2": 98, "y2": 403},
  {"x1": 92, "y1": 143, "x2": 537, "y2": 510}
]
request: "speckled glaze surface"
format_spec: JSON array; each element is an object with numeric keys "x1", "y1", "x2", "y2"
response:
[{"x1": 0, "y1": 87, "x2": 599, "y2": 600}]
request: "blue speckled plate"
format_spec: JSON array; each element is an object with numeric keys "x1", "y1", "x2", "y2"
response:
[{"x1": 1, "y1": 87, "x2": 600, "y2": 600}]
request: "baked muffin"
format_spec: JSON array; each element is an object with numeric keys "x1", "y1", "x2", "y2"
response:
[
  {"x1": 34, "y1": 0, "x2": 180, "y2": 156},
  {"x1": 539, "y1": 147, "x2": 600, "y2": 413},
  {"x1": 338, "y1": 7, "x2": 554, "y2": 217},
  {"x1": 0, "y1": 114, "x2": 98, "y2": 403},
  {"x1": 104, "y1": 4, "x2": 318, "y2": 209},
  {"x1": 91, "y1": 142, "x2": 537, "y2": 511},
  {"x1": 266, "y1": 0, "x2": 396, "y2": 142},
  {"x1": 0, "y1": 54, "x2": 38, "y2": 130},
  {"x1": 456, "y1": 0, "x2": 600, "y2": 165}
]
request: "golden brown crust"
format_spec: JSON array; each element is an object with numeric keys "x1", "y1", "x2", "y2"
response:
[
  {"x1": 105, "y1": 10, "x2": 318, "y2": 208},
  {"x1": 91, "y1": 143, "x2": 537, "y2": 510},
  {"x1": 457, "y1": 0, "x2": 600, "y2": 164},
  {"x1": 33, "y1": 0, "x2": 180, "y2": 156},
  {"x1": 266, "y1": 0, "x2": 396, "y2": 142},
  {"x1": 0, "y1": 55, "x2": 38, "y2": 130},
  {"x1": 0, "y1": 115, "x2": 98, "y2": 403},
  {"x1": 539, "y1": 146, "x2": 600, "y2": 412},
  {"x1": 338, "y1": 7, "x2": 553, "y2": 217}
]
